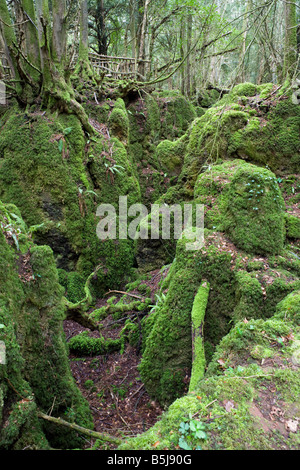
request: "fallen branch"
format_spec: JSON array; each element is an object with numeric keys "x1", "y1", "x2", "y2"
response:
[
  {"x1": 189, "y1": 281, "x2": 210, "y2": 393},
  {"x1": 104, "y1": 290, "x2": 144, "y2": 300},
  {"x1": 37, "y1": 411, "x2": 123, "y2": 446}
]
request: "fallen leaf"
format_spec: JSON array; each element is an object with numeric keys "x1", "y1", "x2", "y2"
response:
[
  {"x1": 224, "y1": 400, "x2": 235, "y2": 412},
  {"x1": 285, "y1": 419, "x2": 299, "y2": 433}
]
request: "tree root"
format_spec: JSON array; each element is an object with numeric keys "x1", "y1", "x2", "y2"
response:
[{"x1": 64, "y1": 264, "x2": 103, "y2": 330}]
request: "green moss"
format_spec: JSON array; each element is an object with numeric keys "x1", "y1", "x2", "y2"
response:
[
  {"x1": 65, "y1": 271, "x2": 86, "y2": 303},
  {"x1": 68, "y1": 331, "x2": 123, "y2": 356},
  {"x1": 189, "y1": 281, "x2": 210, "y2": 392},
  {"x1": 140, "y1": 231, "x2": 237, "y2": 404},
  {"x1": 119, "y1": 312, "x2": 300, "y2": 450},
  {"x1": 263, "y1": 276, "x2": 300, "y2": 318},
  {"x1": 108, "y1": 98, "x2": 130, "y2": 144},
  {"x1": 196, "y1": 88, "x2": 221, "y2": 109},
  {"x1": 155, "y1": 136, "x2": 186, "y2": 176},
  {"x1": 127, "y1": 92, "x2": 196, "y2": 207},
  {"x1": 194, "y1": 160, "x2": 285, "y2": 255},
  {"x1": 140, "y1": 267, "x2": 201, "y2": 405},
  {"x1": 231, "y1": 82, "x2": 258, "y2": 99},
  {"x1": 195, "y1": 106, "x2": 206, "y2": 117},
  {"x1": 223, "y1": 163, "x2": 285, "y2": 255},
  {"x1": 166, "y1": 83, "x2": 300, "y2": 193},
  {"x1": 275, "y1": 290, "x2": 300, "y2": 324},
  {"x1": 194, "y1": 160, "x2": 238, "y2": 231},
  {"x1": 0, "y1": 203, "x2": 92, "y2": 449},
  {"x1": 285, "y1": 213, "x2": 300, "y2": 239},
  {"x1": 0, "y1": 108, "x2": 142, "y2": 297},
  {"x1": 233, "y1": 271, "x2": 264, "y2": 322}
]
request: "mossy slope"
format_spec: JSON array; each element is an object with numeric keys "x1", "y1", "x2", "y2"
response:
[{"x1": 119, "y1": 291, "x2": 300, "y2": 450}]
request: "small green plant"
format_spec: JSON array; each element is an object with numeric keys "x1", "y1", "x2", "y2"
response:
[
  {"x1": 150, "y1": 293, "x2": 166, "y2": 313},
  {"x1": 112, "y1": 384, "x2": 128, "y2": 400},
  {"x1": 84, "y1": 379, "x2": 95, "y2": 389},
  {"x1": 178, "y1": 414, "x2": 208, "y2": 450}
]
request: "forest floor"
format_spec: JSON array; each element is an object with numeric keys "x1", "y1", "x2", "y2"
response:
[{"x1": 63, "y1": 269, "x2": 167, "y2": 450}]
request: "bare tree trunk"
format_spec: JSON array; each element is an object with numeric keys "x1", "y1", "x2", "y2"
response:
[
  {"x1": 0, "y1": 5, "x2": 16, "y2": 79},
  {"x1": 75, "y1": 0, "x2": 94, "y2": 79},
  {"x1": 180, "y1": 17, "x2": 185, "y2": 95},
  {"x1": 79, "y1": 0, "x2": 89, "y2": 60},
  {"x1": 186, "y1": 13, "x2": 192, "y2": 98},
  {"x1": 138, "y1": 0, "x2": 150, "y2": 77},
  {"x1": 0, "y1": 0, "x2": 22, "y2": 89},
  {"x1": 238, "y1": 0, "x2": 252, "y2": 83},
  {"x1": 130, "y1": 0, "x2": 137, "y2": 62}
]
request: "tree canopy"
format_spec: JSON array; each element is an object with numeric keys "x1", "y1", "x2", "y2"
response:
[{"x1": 0, "y1": 0, "x2": 299, "y2": 107}]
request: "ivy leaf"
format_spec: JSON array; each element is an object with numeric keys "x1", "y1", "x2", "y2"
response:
[
  {"x1": 190, "y1": 421, "x2": 196, "y2": 432},
  {"x1": 63, "y1": 127, "x2": 73, "y2": 136},
  {"x1": 195, "y1": 430, "x2": 207, "y2": 440},
  {"x1": 178, "y1": 438, "x2": 193, "y2": 450}
]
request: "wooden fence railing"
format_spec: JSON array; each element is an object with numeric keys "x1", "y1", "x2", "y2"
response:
[
  {"x1": 0, "y1": 50, "x2": 12, "y2": 80},
  {"x1": 0, "y1": 50, "x2": 151, "y2": 82},
  {"x1": 83, "y1": 52, "x2": 150, "y2": 80}
]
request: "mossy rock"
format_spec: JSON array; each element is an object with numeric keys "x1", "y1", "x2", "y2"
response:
[
  {"x1": 140, "y1": 226, "x2": 299, "y2": 405},
  {"x1": 163, "y1": 83, "x2": 300, "y2": 201},
  {"x1": 134, "y1": 201, "x2": 188, "y2": 273},
  {"x1": 275, "y1": 290, "x2": 300, "y2": 324},
  {"x1": 155, "y1": 135, "x2": 187, "y2": 177},
  {"x1": 127, "y1": 92, "x2": 196, "y2": 207},
  {"x1": 120, "y1": 311, "x2": 300, "y2": 450},
  {"x1": 197, "y1": 88, "x2": 221, "y2": 108},
  {"x1": 285, "y1": 213, "x2": 300, "y2": 239},
  {"x1": 0, "y1": 108, "x2": 141, "y2": 296},
  {"x1": 194, "y1": 160, "x2": 285, "y2": 255},
  {"x1": 108, "y1": 98, "x2": 130, "y2": 145},
  {"x1": 0, "y1": 202, "x2": 92, "y2": 449}
]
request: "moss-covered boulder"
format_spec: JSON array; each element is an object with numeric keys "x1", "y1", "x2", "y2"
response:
[
  {"x1": 155, "y1": 135, "x2": 187, "y2": 177},
  {"x1": 157, "y1": 83, "x2": 300, "y2": 204},
  {"x1": 140, "y1": 224, "x2": 300, "y2": 406},
  {"x1": 194, "y1": 160, "x2": 286, "y2": 255},
  {"x1": 127, "y1": 91, "x2": 197, "y2": 207},
  {"x1": 0, "y1": 202, "x2": 92, "y2": 449},
  {"x1": 285, "y1": 214, "x2": 300, "y2": 240},
  {"x1": 108, "y1": 98, "x2": 130, "y2": 145},
  {"x1": 0, "y1": 107, "x2": 141, "y2": 297}
]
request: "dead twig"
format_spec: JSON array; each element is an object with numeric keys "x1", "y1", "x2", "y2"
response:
[
  {"x1": 37, "y1": 411, "x2": 123, "y2": 445},
  {"x1": 104, "y1": 290, "x2": 144, "y2": 300}
]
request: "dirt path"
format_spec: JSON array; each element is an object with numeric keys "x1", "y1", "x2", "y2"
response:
[{"x1": 63, "y1": 269, "x2": 167, "y2": 449}]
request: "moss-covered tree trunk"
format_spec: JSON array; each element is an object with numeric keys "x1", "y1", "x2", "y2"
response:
[
  {"x1": 283, "y1": 0, "x2": 298, "y2": 78},
  {"x1": 74, "y1": 0, "x2": 95, "y2": 80},
  {"x1": 0, "y1": 0, "x2": 21, "y2": 85},
  {"x1": 0, "y1": 0, "x2": 94, "y2": 133}
]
